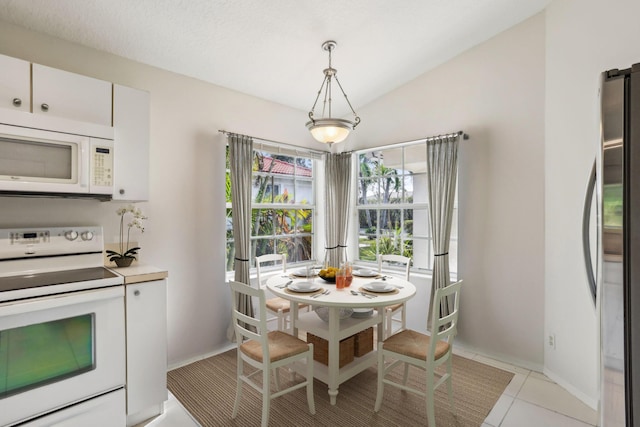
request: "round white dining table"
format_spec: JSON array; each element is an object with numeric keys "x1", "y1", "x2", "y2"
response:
[{"x1": 266, "y1": 271, "x2": 416, "y2": 405}]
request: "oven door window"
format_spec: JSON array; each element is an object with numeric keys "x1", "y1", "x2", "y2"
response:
[{"x1": 0, "y1": 314, "x2": 95, "y2": 398}]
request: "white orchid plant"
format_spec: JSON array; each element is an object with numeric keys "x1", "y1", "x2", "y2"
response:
[{"x1": 106, "y1": 205, "x2": 148, "y2": 263}]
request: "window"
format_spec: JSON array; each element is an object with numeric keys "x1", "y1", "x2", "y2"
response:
[
  {"x1": 355, "y1": 143, "x2": 458, "y2": 273},
  {"x1": 225, "y1": 146, "x2": 317, "y2": 271}
]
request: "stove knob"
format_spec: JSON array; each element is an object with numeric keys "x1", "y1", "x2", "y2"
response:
[
  {"x1": 81, "y1": 231, "x2": 94, "y2": 241},
  {"x1": 65, "y1": 230, "x2": 79, "y2": 241}
]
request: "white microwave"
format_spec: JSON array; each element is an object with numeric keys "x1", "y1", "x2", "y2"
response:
[{"x1": 0, "y1": 123, "x2": 114, "y2": 199}]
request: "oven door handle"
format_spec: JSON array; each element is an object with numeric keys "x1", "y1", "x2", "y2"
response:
[{"x1": 0, "y1": 286, "x2": 123, "y2": 316}]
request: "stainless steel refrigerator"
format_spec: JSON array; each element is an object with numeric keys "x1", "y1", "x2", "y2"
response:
[{"x1": 585, "y1": 63, "x2": 640, "y2": 426}]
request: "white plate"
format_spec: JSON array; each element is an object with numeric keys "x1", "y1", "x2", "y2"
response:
[
  {"x1": 353, "y1": 269, "x2": 378, "y2": 277},
  {"x1": 288, "y1": 282, "x2": 321, "y2": 293},
  {"x1": 363, "y1": 283, "x2": 395, "y2": 293}
]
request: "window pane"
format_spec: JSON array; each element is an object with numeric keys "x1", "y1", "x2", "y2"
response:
[
  {"x1": 294, "y1": 178, "x2": 313, "y2": 204},
  {"x1": 358, "y1": 178, "x2": 378, "y2": 205},
  {"x1": 378, "y1": 147, "x2": 404, "y2": 172},
  {"x1": 378, "y1": 174, "x2": 402, "y2": 204},
  {"x1": 410, "y1": 172, "x2": 428, "y2": 203},
  {"x1": 296, "y1": 209, "x2": 313, "y2": 233},
  {"x1": 253, "y1": 239, "x2": 274, "y2": 260},
  {"x1": 358, "y1": 209, "x2": 377, "y2": 237},
  {"x1": 403, "y1": 144, "x2": 428, "y2": 174},
  {"x1": 295, "y1": 157, "x2": 313, "y2": 177},
  {"x1": 274, "y1": 210, "x2": 293, "y2": 235},
  {"x1": 379, "y1": 209, "x2": 401, "y2": 236},
  {"x1": 253, "y1": 209, "x2": 274, "y2": 237},
  {"x1": 411, "y1": 208, "x2": 430, "y2": 239},
  {"x1": 358, "y1": 235, "x2": 377, "y2": 262},
  {"x1": 226, "y1": 240, "x2": 235, "y2": 271},
  {"x1": 411, "y1": 237, "x2": 431, "y2": 269}
]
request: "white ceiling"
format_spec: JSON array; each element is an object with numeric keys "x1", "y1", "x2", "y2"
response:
[{"x1": 0, "y1": 0, "x2": 548, "y2": 115}]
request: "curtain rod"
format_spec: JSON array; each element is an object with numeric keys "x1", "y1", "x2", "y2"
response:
[
  {"x1": 218, "y1": 129, "x2": 329, "y2": 155},
  {"x1": 393, "y1": 131, "x2": 469, "y2": 146}
]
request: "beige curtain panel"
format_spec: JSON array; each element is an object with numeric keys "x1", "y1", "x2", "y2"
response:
[
  {"x1": 226, "y1": 133, "x2": 255, "y2": 342},
  {"x1": 426, "y1": 134, "x2": 460, "y2": 326}
]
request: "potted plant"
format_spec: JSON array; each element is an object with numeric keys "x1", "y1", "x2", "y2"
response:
[{"x1": 107, "y1": 205, "x2": 147, "y2": 267}]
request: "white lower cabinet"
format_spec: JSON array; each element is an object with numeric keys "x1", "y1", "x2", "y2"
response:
[{"x1": 125, "y1": 279, "x2": 168, "y2": 426}]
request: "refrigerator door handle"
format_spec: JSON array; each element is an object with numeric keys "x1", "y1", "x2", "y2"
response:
[{"x1": 582, "y1": 159, "x2": 597, "y2": 307}]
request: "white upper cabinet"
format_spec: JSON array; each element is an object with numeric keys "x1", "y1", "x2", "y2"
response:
[
  {"x1": 113, "y1": 84, "x2": 150, "y2": 201},
  {"x1": 32, "y1": 63, "x2": 112, "y2": 126},
  {"x1": 0, "y1": 54, "x2": 30, "y2": 112}
]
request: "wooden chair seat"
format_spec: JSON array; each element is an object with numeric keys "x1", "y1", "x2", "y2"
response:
[
  {"x1": 240, "y1": 330, "x2": 310, "y2": 363},
  {"x1": 383, "y1": 329, "x2": 450, "y2": 361},
  {"x1": 265, "y1": 297, "x2": 308, "y2": 314}
]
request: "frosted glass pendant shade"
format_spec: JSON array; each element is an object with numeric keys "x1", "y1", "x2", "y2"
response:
[{"x1": 306, "y1": 118, "x2": 353, "y2": 144}]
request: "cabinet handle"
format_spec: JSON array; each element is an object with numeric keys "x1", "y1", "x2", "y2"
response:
[
  {"x1": 119, "y1": 189, "x2": 125, "y2": 195},
  {"x1": 134, "y1": 290, "x2": 140, "y2": 296},
  {"x1": 40, "y1": 103, "x2": 49, "y2": 112},
  {"x1": 12, "y1": 98, "x2": 22, "y2": 107}
]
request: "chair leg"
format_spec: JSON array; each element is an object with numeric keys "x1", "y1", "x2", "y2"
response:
[
  {"x1": 374, "y1": 346, "x2": 385, "y2": 412},
  {"x1": 385, "y1": 307, "x2": 392, "y2": 338},
  {"x1": 402, "y1": 362, "x2": 410, "y2": 385},
  {"x1": 277, "y1": 312, "x2": 285, "y2": 332},
  {"x1": 232, "y1": 352, "x2": 243, "y2": 419},
  {"x1": 425, "y1": 368, "x2": 436, "y2": 427},
  {"x1": 306, "y1": 349, "x2": 316, "y2": 415},
  {"x1": 446, "y1": 356, "x2": 456, "y2": 416},
  {"x1": 261, "y1": 367, "x2": 271, "y2": 427},
  {"x1": 274, "y1": 367, "x2": 281, "y2": 391}
]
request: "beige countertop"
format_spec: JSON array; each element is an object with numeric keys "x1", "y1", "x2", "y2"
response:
[{"x1": 108, "y1": 264, "x2": 168, "y2": 284}]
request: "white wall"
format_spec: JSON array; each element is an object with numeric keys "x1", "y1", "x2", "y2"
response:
[
  {"x1": 347, "y1": 14, "x2": 546, "y2": 370},
  {"x1": 0, "y1": 21, "x2": 328, "y2": 367},
  {"x1": 544, "y1": 0, "x2": 640, "y2": 408}
]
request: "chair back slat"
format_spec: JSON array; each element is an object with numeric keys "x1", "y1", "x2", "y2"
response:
[
  {"x1": 378, "y1": 254, "x2": 411, "y2": 280},
  {"x1": 256, "y1": 253, "x2": 286, "y2": 287},
  {"x1": 429, "y1": 280, "x2": 463, "y2": 355},
  {"x1": 229, "y1": 280, "x2": 270, "y2": 351}
]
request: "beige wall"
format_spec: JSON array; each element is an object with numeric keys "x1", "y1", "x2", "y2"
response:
[
  {"x1": 348, "y1": 14, "x2": 547, "y2": 371},
  {"x1": 545, "y1": 0, "x2": 640, "y2": 407},
  {"x1": 0, "y1": 21, "x2": 327, "y2": 366}
]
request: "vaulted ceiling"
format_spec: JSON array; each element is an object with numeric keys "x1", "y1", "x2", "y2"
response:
[{"x1": 0, "y1": 0, "x2": 548, "y2": 115}]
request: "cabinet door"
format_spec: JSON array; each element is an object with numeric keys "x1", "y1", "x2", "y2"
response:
[
  {"x1": 125, "y1": 280, "x2": 167, "y2": 416},
  {"x1": 32, "y1": 64, "x2": 112, "y2": 125},
  {"x1": 113, "y1": 84, "x2": 150, "y2": 201},
  {"x1": 0, "y1": 54, "x2": 30, "y2": 112}
]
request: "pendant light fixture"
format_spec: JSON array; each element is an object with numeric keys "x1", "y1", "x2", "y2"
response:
[{"x1": 306, "y1": 40, "x2": 360, "y2": 145}]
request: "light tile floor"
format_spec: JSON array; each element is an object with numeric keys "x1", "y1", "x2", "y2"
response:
[{"x1": 152, "y1": 350, "x2": 598, "y2": 427}]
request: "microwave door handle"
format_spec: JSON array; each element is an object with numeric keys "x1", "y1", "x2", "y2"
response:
[{"x1": 79, "y1": 140, "x2": 89, "y2": 188}]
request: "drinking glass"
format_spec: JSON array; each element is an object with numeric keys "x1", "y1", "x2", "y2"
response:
[{"x1": 336, "y1": 268, "x2": 346, "y2": 289}]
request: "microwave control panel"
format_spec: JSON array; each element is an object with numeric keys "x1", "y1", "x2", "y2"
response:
[{"x1": 91, "y1": 145, "x2": 114, "y2": 187}]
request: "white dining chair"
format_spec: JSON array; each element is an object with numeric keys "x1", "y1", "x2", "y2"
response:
[
  {"x1": 256, "y1": 253, "x2": 308, "y2": 333},
  {"x1": 229, "y1": 280, "x2": 315, "y2": 427},
  {"x1": 377, "y1": 254, "x2": 411, "y2": 338},
  {"x1": 374, "y1": 280, "x2": 463, "y2": 426}
]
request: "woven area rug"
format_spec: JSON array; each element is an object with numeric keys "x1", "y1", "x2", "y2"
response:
[{"x1": 168, "y1": 348, "x2": 513, "y2": 427}]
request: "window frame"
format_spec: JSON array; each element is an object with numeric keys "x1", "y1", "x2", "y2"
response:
[
  {"x1": 225, "y1": 144, "x2": 321, "y2": 273},
  {"x1": 353, "y1": 141, "x2": 458, "y2": 275}
]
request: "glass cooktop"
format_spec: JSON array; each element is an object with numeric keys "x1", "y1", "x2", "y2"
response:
[{"x1": 0, "y1": 267, "x2": 119, "y2": 293}]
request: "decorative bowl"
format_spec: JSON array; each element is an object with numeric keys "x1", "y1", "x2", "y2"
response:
[
  {"x1": 315, "y1": 307, "x2": 354, "y2": 322},
  {"x1": 318, "y1": 274, "x2": 336, "y2": 283},
  {"x1": 318, "y1": 266, "x2": 338, "y2": 283}
]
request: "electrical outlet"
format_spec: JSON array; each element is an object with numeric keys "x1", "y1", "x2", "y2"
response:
[{"x1": 548, "y1": 334, "x2": 556, "y2": 349}]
